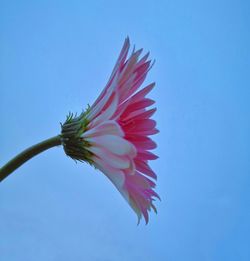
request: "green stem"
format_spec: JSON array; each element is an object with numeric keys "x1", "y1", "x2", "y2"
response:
[{"x1": 0, "y1": 135, "x2": 62, "y2": 182}]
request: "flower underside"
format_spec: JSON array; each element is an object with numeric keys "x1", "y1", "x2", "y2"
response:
[{"x1": 61, "y1": 110, "x2": 93, "y2": 164}]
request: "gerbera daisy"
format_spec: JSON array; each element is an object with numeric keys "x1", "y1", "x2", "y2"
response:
[{"x1": 61, "y1": 38, "x2": 159, "y2": 223}]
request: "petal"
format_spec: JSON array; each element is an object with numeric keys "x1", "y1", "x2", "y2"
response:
[
  {"x1": 86, "y1": 134, "x2": 136, "y2": 156},
  {"x1": 82, "y1": 121, "x2": 124, "y2": 138},
  {"x1": 128, "y1": 83, "x2": 155, "y2": 104},
  {"x1": 125, "y1": 98, "x2": 155, "y2": 112},
  {"x1": 130, "y1": 128, "x2": 159, "y2": 136},
  {"x1": 132, "y1": 139, "x2": 157, "y2": 151},
  {"x1": 130, "y1": 108, "x2": 156, "y2": 121},
  {"x1": 90, "y1": 38, "x2": 130, "y2": 110},
  {"x1": 123, "y1": 119, "x2": 156, "y2": 133},
  {"x1": 135, "y1": 159, "x2": 157, "y2": 179},
  {"x1": 89, "y1": 146, "x2": 130, "y2": 169},
  {"x1": 136, "y1": 52, "x2": 150, "y2": 68},
  {"x1": 93, "y1": 156, "x2": 129, "y2": 202},
  {"x1": 137, "y1": 151, "x2": 159, "y2": 160},
  {"x1": 118, "y1": 50, "x2": 141, "y2": 87},
  {"x1": 126, "y1": 60, "x2": 154, "y2": 97},
  {"x1": 89, "y1": 91, "x2": 119, "y2": 127},
  {"x1": 87, "y1": 73, "x2": 119, "y2": 121}
]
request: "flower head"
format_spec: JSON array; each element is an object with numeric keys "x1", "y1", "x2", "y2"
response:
[{"x1": 61, "y1": 38, "x2": 159, "y2": 224}]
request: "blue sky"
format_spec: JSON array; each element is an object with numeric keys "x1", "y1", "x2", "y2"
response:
[{"x1": 0, "y1": 0, "x2": 249, "y2": 260}]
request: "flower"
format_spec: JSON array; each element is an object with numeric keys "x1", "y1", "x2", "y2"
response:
[{"x1": 61, "y1": 37, "x2": 159, "y2": 223}]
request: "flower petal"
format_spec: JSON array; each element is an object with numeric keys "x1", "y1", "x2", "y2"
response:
[
  {"x1": 137, "y1": 151, "x2": 159, "y2": 160},
  {"x1": 89, "y1": 92, "x2": 119, "y2": 127},
  {"x1": 93, "y1": 156, "x2": 129, "y2": 202},
  {"x1": 82, "y1": 121, "x2": 124, "y2": 138},
  {"x1": 86, "y1": 134, "x2": 136, "y2": 156},
  {"x1": 89, "y1": 146, "x2": 130, "y2": 169},
  {"x1": 135, "y1": 159, "x2": 157, "y2": 179}
]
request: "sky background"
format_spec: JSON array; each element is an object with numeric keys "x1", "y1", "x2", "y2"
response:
[{"x1": 0, "y1": 0, "x2": 250, "y2": 260}]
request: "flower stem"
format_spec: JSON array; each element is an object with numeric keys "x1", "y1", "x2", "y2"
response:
[{"x1": 0, "y1": 135, "x2": 62, "y2": 182}]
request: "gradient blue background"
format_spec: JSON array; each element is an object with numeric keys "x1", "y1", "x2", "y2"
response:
[{"x1": 1, "y1": 0, "x2": 249, "y2": 260}]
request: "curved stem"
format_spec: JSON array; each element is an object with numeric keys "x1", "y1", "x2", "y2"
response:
[{"x1": 0, "y1": 135, "x2": 62, "y2": 182}]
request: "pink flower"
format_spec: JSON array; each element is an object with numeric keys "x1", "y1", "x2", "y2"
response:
[{"x1": 61, "y1": 38, "x2": 159, "y2": 223}]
